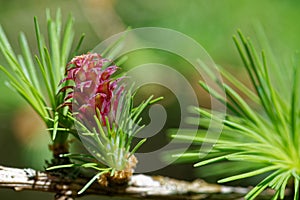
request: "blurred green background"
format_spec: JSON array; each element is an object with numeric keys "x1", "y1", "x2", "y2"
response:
[{"x1": 0, "y1": 0, "x2": 300, "y2": 199}]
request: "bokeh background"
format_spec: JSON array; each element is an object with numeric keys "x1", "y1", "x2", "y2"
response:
[{"x1": 0, "y1": 0, "x2": 300, "y2": 199}]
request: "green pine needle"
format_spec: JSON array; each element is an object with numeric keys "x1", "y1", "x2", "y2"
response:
[
  {"x1": 76, "y1": 86, "x2": 157, "y2": 171},
  {"x1": 174, "y1": 30, "x2": 300, "y2": 199},
  {"x1": 0, "y1": 10, "x2": 84, "y2": 144}
]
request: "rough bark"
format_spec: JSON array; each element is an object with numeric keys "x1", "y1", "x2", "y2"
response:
[{"x1": 0, "y1": 165, "x2": 277, "y2": 200}]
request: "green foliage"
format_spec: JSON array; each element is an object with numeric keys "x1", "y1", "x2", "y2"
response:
[
  {"x1": 0, "y1": 9, "x2": 84, "y2": 144},
  {"x1": 74, "y1": 86, "x2": 154, "y2": 170},
  {"x1": 0, "y1": 8, "x2": 159, "y2": 195},
  {"x1": 47, "y1": 87, "x2": 161, "y2": 194},
  {"x1": 0, "y1": 9, "x2": 158, "y2": 194},
  {"x1": 173, "y1": 31, "x2": 300, "y2": 200}
]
